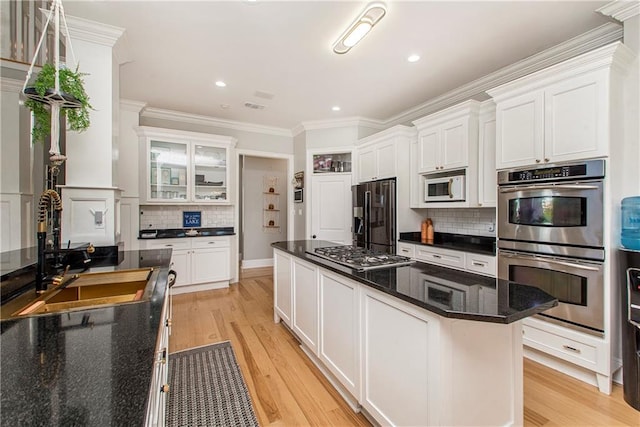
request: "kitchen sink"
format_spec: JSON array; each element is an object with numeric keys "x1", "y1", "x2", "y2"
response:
[{"x1": 13, "y1": 268, "x2": 155, "y2": 316}]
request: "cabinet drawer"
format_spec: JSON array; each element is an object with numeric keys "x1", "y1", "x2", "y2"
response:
[
  {"x1": 414, "y1": 246, "x2": 465, "y2": 270},
  {"x1": 465, "y1": 254, "x2": 496, "y2": 277},
  {"x1": 142, "y1": 239, "x2": 191, "y2": 251},
  {"x1": 191, "y1": 236, "x2": 230, "y2": 249},
  {"x1": 522, "y1": 323, "x2": 597, "y2": 367},
  {"x1": 397, "y1": 242, "x2": 415, "y2": 258}
]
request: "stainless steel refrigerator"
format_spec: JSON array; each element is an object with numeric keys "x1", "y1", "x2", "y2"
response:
[{"x1": 352, "y1": 178, "x2": 396, "y2": 253}]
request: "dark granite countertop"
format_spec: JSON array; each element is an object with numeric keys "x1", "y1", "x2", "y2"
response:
[
  {"x1": 0, "y1": 249, "x2": 172, "y2": 427},
  {"x1": 272, "y1": 240, "x2": 556, "y2": 324},
  {"x1": 138, "y1": 226, "x2": 235, "y2": 239},
  {"x1": 399, "y1": 231, "x2": 496, "y2": 256}
]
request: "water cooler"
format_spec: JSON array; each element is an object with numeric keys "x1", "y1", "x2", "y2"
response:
[{"x1": 621, "y1": 249, "x2": 640, "y2": 411}]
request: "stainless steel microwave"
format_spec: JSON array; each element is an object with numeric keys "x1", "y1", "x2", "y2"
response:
[
  {"x1": 424, "y1": 174, "x2": 465, "y2": 202},
  {"x1": 294, "y1": 188, "x2": 303, "y2": 203}
]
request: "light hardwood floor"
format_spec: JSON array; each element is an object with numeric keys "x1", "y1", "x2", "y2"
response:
[{"x1": 169, "y1": 273, "x2": 640, "y2": 427}]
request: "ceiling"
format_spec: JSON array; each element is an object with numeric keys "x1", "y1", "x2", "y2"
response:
[{"x1": 62, "y1": 1, "x2": 614, "y2": 131}]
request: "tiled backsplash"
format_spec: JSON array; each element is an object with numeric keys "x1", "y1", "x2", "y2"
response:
[
  {"x1": 420, "y1": 208, "x2": 496, "y2": 237},
  {"x1": 140, "y1": 205, "x2": 234, "y2": 230}
]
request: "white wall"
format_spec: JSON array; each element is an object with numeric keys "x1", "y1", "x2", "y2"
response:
[{"x1": 241, "y1": 156, "x2": 288, "y2": 263}]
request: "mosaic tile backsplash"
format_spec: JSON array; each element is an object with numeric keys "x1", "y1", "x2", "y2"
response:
[
  {"x1": 140, "y1": 205, "x2": 234, "y2": 230},
  {"x1": 418, "y1": 208, "x2": 496, "y2": 237}
]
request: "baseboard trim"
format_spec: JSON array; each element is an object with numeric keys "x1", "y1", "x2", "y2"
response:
[
  {"x1": 170, "y1": 280, "x2": 230, "y2": 295},
  {"x1": 241, "y1": 258, "x2": 274, "y2": 269}
]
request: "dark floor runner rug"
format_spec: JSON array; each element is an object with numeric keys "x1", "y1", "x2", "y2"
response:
[{"x1": 167, "y1": 341, "x2": 260, "y2": 427}]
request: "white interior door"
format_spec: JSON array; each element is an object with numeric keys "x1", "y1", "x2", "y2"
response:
[{"x1": 311, "y1": 174, "x2": 352, "y2": 244}]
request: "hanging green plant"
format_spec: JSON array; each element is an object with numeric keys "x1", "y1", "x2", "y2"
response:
[{"x1": 24, "y1": 63, "x2": 92, "y2": 143}]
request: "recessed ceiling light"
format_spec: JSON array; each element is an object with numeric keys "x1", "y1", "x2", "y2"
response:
[
  {"x1": 332, "y1": 106, "x2": 341, "y2": 112},
  {"x1": 215, "y1": 81, "x2": 226, "y2": 88},
  {"x1": 408, "y1": 54, "x2": 420, "y2": 63}
]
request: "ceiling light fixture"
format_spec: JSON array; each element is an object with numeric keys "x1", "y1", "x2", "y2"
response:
[
  {"x1": 333, "y1": 2, "x2": 387, "y2": 54},
  {"x1": 215, "y1": 81, "x2": 226, "y2": 87},
  {"x1": 332, "y1": 106, "x2": 341, "y2": 111},
  {"x1": 408, "y1": 54, "x2": 420, "y2": 63}
]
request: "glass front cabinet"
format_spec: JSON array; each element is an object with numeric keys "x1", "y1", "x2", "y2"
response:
[{"x1": 136, "y1": 126, "x2": 237, "y2": 204}]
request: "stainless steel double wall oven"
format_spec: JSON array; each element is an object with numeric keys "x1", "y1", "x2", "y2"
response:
[{"x1": 497, "y1": 160, "x2": 605, "y2": 336}]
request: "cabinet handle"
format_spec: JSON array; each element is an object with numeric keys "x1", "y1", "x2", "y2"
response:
[
  {"x1": 165, "y1": 244, "x2": 173, "y2": 247},
  {"x1": 478, "y1": 202, "x2": 482, "y2": 206},
  {"x1": 161, "y1": 384, "x2": 170, "y2": 393},
  {"x1": 432, "y1": 254, "x2": 441, "y2": 259},
  {"x1": 401, "y1": 249, "x2": 409, "y2": 253},
  {"x1": 472, "y1": 262, "x2": 485, "y2": 267},
  {"x1": 562, "y1": 345, "x2": 581, "y2": 354},
  {"x1": 208, "y1": 242, "x2": 216, "y2": 245}
]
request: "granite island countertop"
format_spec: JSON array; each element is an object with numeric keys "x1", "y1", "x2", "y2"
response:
[
  {"x1": 272, "y1": 240, "x2": 556, "y2": 324},
  {"x1": 0, "y1": 248, "x2": 172, "y2": 427}
]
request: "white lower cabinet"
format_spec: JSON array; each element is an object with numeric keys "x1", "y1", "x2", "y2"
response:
[
  {"x1": 274, "y1": 250, "x2": 293, "y2": 326},
  {"x1": 400, "y1": 242, "x2": 496, "y2": 277},
  {"x1": 140, "y1": 236, "x2": 231, "y2": 293},
  {"x1": 146, "y1": 275, "x2": 171, "y2": 427},
  {"x1": 319, "y1": 271, "x2": 360, "y2": 400},
  {"x1": 292, "y1": 258, "x2": 319, "y2": 354},
  {"x1": 273, "y1": 249, "x2": 522, "y2": 426},
  {"x1": 415, "y1": 245, "x2": 466, "y2": 270},
  {"x1": 360, "y1": 287, "x2": 435, "y2": 426}
]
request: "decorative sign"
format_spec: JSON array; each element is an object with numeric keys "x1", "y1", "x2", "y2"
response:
[{"x1": 183, "y1": 211, "x2": 201, "y2": 228}]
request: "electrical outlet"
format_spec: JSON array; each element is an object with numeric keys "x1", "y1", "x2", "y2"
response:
[
  {"x1": 94, "y1": 210, "x2": 105, "y2": 229},
  {"x1": 487, "y1": 222, "x2": 495, "y2": 232}
]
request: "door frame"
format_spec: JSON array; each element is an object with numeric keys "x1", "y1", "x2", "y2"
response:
[{"x1": 235, "y1": 149, "x2": 294, "y2": 278}]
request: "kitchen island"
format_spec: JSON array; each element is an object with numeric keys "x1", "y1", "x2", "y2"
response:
[
  {"x1": 0, "y1": 248, "x2": 172, "y2": 426},
  {"x1": 272, "y1": 240, "x2": 557, "y2": 427}
]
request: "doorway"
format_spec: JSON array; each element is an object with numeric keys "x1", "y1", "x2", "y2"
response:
[{"x1": 237, "y1": 151, "x2": 293, "y2": 274}]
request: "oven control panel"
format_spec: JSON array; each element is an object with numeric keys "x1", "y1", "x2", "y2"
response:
[
  {"x1": 498, "y1": 159, "x2": 605, "y2": 185},
  {"x1": 627, "y1": 268, "x2": 640, "y2": 328}
]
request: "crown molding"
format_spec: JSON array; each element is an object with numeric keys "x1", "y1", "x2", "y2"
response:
[
  {"x1": 141, "y1": 107, "x2": 292, "y2": 137},
  {"x1": 1, "y1": 77, "x2": 24, "y2": 93},
  {"x1": 412, "y1": 100, "x2": 481, "y2": 130},
  {"x1": 382, "y1": 22, "x2": 623, "y2": 127},
  {"x1": 120, "y1": 99, "x2": 147, "y2": 113},
  {"x1": 297, "y1": 117, "x2": 386, "y2": 133},
  {"x1": 356, "y1": 124, "x2": 416, "y2": 146},
  {"x1": 597, "y1": 1, "x2": 640, "y2": 21},
  {"x1": 65, "y1": 14, "x2": 125, "y2": 47}
]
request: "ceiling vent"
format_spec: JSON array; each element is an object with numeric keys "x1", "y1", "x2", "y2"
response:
[
  {"x1": 254, "y1": 90, "x2": 275, "y2": 100},
  {"x1": 244, "y1": 101, "x2": 266, "y2": 110}
]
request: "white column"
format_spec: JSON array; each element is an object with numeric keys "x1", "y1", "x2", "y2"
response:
[{"x1": 58, "y1": 15, "x2": 125, "y2": 245}]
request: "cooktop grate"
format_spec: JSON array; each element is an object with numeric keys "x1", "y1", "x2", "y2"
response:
[{"x1": 309, "y1": 245, "x2": 414, "y2": 271}]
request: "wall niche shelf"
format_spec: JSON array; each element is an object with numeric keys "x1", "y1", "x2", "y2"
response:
[{"x1": 263, "y1": 176, "x2": 280, "y2": 232}]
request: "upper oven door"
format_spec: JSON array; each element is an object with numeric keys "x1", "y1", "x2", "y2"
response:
[{"x1": 498, "y1": 180, "x2": 603, "y2": 248}]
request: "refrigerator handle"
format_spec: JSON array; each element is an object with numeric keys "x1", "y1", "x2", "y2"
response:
[{"x1": 364, "y1": 190, "x2": 371, "y2": 249}]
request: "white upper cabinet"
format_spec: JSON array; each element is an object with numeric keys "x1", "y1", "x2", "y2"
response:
[
  {"x1": 488, "y1": 42, "x2": 633, "y2": 170},
  {"x1": 136, "y1": 126, "x2": 237, "y2": 204},
  {"x1": 356, "y1": 136, "x2": 398, "y2": 183},
  {"x1": 478, "y1": 100, "x2": 497, "y2": 207},
  {"x1": 412, "y1": 100, "x2": 480, "y2": 173}
]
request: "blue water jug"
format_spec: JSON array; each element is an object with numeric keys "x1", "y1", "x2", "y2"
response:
[{"x1": 622, "y1": 197, "x2": 640, "y2": 250}]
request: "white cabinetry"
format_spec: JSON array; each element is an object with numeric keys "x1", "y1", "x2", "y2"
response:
[
  {"x1": 292, "y1": 257, "x2": 319, "y2": 354},
  {"x1": 145, "y1": 277, "x2": 172, "y2": 427},
  {"x1": 319, "y1": 270, "x2": 360, "y2": 400},
  {"x1": 356, "y1": 138, "x2": 396, "y2": 182},
  {"x1": 412, "y1": 100, "x2": 480, "y2": 173},
  {"x1": 136, "y1": 126, "x2": 237, "y2": 204},
  {"x1": 360, "y1": 286, "x2": 435, "y2": 426},
  {"x1": 273, "y1": 249, "x2": 524, "y2": 426},
  {"x1": 399, "y1": 242, "x2": 496, "y2": 277},
  {"x1": 140, "y1": 236, "x2": 231, "y2": 293},
  {"x1": 477, "y1": 100, "x2": 497, "y2": 207},
  {"x1": 274, "y1": 250, "x2": 293, "y2": 326},
  {"x1": 488, "y1": 42, "x2": 632, "y2": 169}
]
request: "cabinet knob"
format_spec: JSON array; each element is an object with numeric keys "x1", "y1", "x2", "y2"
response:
[
  {"x1": 166, "y1": 318, "x2": 172, "y2": 327},
  {"x1": 544, "y1": 158, "x2": 550, "y2": 163},
  {"x1": 535, "y1": 159, "x2": 541, "y2": 163},
  {"x1": 161, "y1": 384, "x2": 170, "y2": 393},
  {"x1": 312, "y1": 235, "x2": 317, "y2": 239}
]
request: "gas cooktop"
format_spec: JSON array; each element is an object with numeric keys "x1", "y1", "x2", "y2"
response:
[{"x1": 309, "y1": 245, "x2": 414, "y2": 271}]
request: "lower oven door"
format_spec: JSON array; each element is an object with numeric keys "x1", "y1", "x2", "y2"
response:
[{"x1": 498, "y1": 249, "x2": 604, "y2": 335}]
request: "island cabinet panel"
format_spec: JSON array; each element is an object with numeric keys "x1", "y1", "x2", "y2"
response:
[
  {"x1": 360, "y1": 287, "x2": 436, "y2": 427},
  {"x1": 318, "y1": 271, "x2": 361, "y2": 400},
  {"x1": 292, "y1": 258, "x2": 319, "y2": 354},
  {"x1": 274, "y1": 250, "x2": 293, "y2": 325}
]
